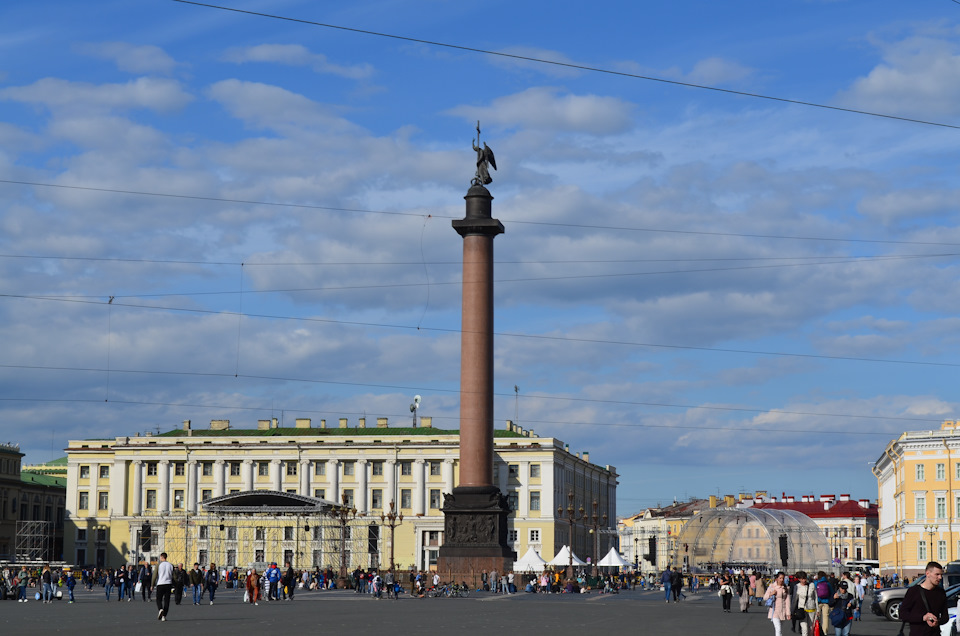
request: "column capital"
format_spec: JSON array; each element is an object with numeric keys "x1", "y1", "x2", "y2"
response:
[
  {"x1": 327, "y1": 458, "x2": 340, "y2": 466},
  {"x1": 214, "y1": 458, "x2": 225, "y2": 465},
  {"x1": 357, "y1": 458, "x2": 369, "y2": 465},
  {"x1": 133, "y1": 459, "x2": 143, "y2": 466},
  {"x1": 414, "y1": 458, "x2": 426, "y2": 465}
]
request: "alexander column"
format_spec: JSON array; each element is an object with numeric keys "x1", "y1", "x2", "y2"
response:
[{"x1": 438, "y1": 124, "x2": 515, "y2": 583}]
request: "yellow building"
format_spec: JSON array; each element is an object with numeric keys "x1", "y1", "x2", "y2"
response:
[
  {"x1": 874, "y1": 419, "x2": 960, "y2": 577},
  {"x1": 65, "y1": 417, "x2": 617, "y2": 573}
]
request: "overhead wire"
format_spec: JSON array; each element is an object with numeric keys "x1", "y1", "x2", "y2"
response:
[
  {"x1": 170, "y1": 0, "x2": 960, "y2": 131},
  {"x1": 0, "y1": 364, "x2": 939, "y2": 431},
  {"x1": 4, "y1": 178, "x2": 960, "y2": 247},
  {"x1": 2, "y1": 292, "x2": 960, "y2": 369}
]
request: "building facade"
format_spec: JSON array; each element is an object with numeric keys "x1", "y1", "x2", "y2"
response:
[
  {"x1": 64, "y1": 418, "x2": 618, "y2": 573},
  {"x1": 0, "y1": 444, "x2": 67, "y2": 563},
  {"x1": 874, "y1": 420, "x2": 960, "y2": 577}
]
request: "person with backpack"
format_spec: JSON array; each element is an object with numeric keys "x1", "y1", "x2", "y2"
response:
[
  {"x1": 204, "y1": 562, "x2": 220, "y2": 605},
  {"x1": 814, "y1": 571, "x2": 834, "y2": 635},
  {"x1": 828, "y1": 580, "x2": 855, "y2": 636}
]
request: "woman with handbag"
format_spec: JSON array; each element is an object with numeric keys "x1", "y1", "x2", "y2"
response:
[
  {"x1": 793, "y1": 571, "x2": 819, "y2": 636},
  {"x1": 719, "y1": 575, "x2": 734, "y2": 612},
  {"x1": 763, "y1": 572, "x2": 793, "y2": 636}
]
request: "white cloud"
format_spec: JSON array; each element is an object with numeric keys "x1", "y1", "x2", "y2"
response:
[
  {"x1": 684, "y1": 57, "x2": 755, "y2": 85},
  {"x1": 837, "y1": 28, "x2": 960, "y2": 117},
  {"x1": 446, "y1": 87, "x2": 634, "y2": 135},
  {"x1": 222, "y1": 44, "x2": 374, "y2": 80},
  {"x1": 857, "y1": 188, "x2": 958, "y2": 224},
  {"x1": 0, "y1": 77, "x2": 192, "y2": 113},
  {"x1": 74, "y1": 42, "x2": 178, "y2": 75}
]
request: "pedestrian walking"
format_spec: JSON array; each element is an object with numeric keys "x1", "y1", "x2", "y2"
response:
[
  {"x1": 763, "y1": 572, "x2": 793, "y2": 636},
  {"x1": 793, "y1": 571, "x2": 818, "y2": 636},
  {"x1": 153, "y1": 552, "x2": 174, "y2": 622},
  {"x1": 718, "y1": 575, "x2": 733, "y2": 613},
  {"x1": 205, "y1": 563, "x2": 220, "y2": 605},
  {"x1": 189, "y1": 563, "x2": 203, "y2": 605},
  {"x1": 246, "y1": 567, "x2": 260, "y2": 605},
  {"x1": 900, "y1": 561, "x2": 950, "y2": 636}
]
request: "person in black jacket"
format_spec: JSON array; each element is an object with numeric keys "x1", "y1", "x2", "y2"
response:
[
  {"x1": 900, "y1": 561, "x2": 950, "y2": 636},
  {"x1": 172, "y1": 564, "x2": 185, "y2": 605}
]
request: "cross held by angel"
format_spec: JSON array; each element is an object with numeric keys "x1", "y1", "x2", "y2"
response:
[{"x1": 472, "y1": 122, "x2": 496, "y2": 186}]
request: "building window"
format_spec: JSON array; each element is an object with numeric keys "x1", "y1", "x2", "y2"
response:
[
  {"x1": 284, "y1": 526, "x2": 294, "y2": 540},
  {"x1": 174, "y1": 462, "x2": 185, "y2": 476},
  {"x1": 202, "y1": 462, "x2": 213, "y2": 477},
  {"x1": 96, "y1": 492, "x2": 108, "y2": 510},
  {"x1": 230, "y1": 462, "x2": 241, "y2": 476},
  {"x1": 227, "y1": 549, "x2": 236, "y2": 567},
  {"x1": 256, "y1": 549, "x2": 265, "y2": 563},
  {"x1": 79, "y1": 465, "x2": 90, "y2": 479},
  {"x1": 146, "y1": 490, "x2": 157, "y2": 510},
  {"x1": 508, "y1": 529, "x2": 518, "y2": 542},
  {"x1": 855, "y1": 546, "x2": 863, "y2": 560},
  {"x1": 201, "y1": 489, "x2": 212, "y2": 502},
  {"x1": 939, "y1": 540, "x2": 948, "y2": 561},
  {"x1": 313, "y1": 526, "x2": 323, "y2": 541},
  {"x1": 342, "y1": 489, "x2": 354, "y2": 507},
  {"x1": 400, "y1": 461, "x2": 412, "y2": 476},
  {"x1": 508, "y1": 464, "x2": 519, "y2": 478},
  {"x1": 343, "y1": 461, "x2": 354, "y2": 476},
  {"x1": 937, "y1": 463, "x2": 946, "y2": 480},
  {"x1": 916, "y1": 464, "x2": 925, "y2": 481},
  {"x1": 98, "y1": 465, "x2": 109, "y2": 479},
  {"x1": 918, "y1": 540, "x2": 928, "y2": 561},
  {"x1": 429, "y1": 489, "x2": 441, "y2": 509},
  {"x1": 507, "y1": 491, "x2": 519, "y2": 511},
  {"x1": 77, "y1": 528, "x2": 87, "y2": 541},
  {"x1": 226, "y1": 525, "x2": 237, "y2": 540},
  {"x1": 255, "y1": 527, "x2": 265, "y2": 541},
  {"x1": 371, "y1": 461, "x2": 383, "y2": 476},
  {"x1": 400, "y1": 489, "x2": 412, "y2": 509},
  {"x1": 916, "y1": 495, "x2": 927, "y2": 520},
  {"x1": 371, "y1": 489, "x2": 383, "y2": 510},
  {"x1": 147, "y1": 462, "x2": 158, "y2": 477},
  {"x1": 530, "y1": 464, "x2": 541, "y2": 478},
  {"x1": 315, "y1": 462, "x2": 325, "y2": 476},
  {"x1": 78, "y1": 492, "x2": 89, "y2": 510},
  {"x1": 198, "y1": 550, "x2": 208, "y2": 565},
  {"x1": 855, "y1": 526, "x2": 862, "y2": 538},
  {"x1": 430, "y1": 461, "x2": 442, "y2": 476},
  {"x1": 937, "y1": 496, "x2": 947, "y2": 519},
  {"x1": 199, "y1": 526, "x2": 208, "y2": 539},
  {"x1": 530, "y1": 491, "x2": 541, "y2": 511},
  {"x1": 286, "y1": 461, "x2": 297, "y2": 476},
  {"x1": 314, "y1": 489, "x2": 325, "y2": 500},
  {"x1": 174, "y1": 490, "x2": 184, "y2": 509},
  {"x1": 530, "y1": 528, "x2": 540, "y2": 543}
]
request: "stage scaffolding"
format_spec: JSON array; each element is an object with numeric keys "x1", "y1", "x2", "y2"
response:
[
  {"x1": 15, "y1": 520, "x2": 55, "y2": 564},
  {"x1": 138, "y1": 491, "x2": 380, "y2": 571}
]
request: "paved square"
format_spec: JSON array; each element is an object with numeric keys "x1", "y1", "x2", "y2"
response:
[{"x1": 0, "y1": 586, "x2": 909, "y2": 635}]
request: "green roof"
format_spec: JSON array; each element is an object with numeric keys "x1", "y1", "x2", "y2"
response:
[
  {"x1": 157, "y1": 427, "x2": 525, "y2": 439},
  {"x1": 21, "y1": 471, "x2": 66, "y2": 488},
  {"x1": 45, "y1": 456, "x2": 68, "y2": 466}
]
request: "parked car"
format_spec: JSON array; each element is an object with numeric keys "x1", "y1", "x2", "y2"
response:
[
  {"x1": 874, "y1": 579, "x2": 960, "y2": 622},
  {"x1": 941, "y1": 603, "x2": 957, "y2": 636}
]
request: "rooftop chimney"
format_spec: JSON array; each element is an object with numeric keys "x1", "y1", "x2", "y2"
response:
[{"x1": 210, "y1": 419, "x2": 230, "y2": 431}]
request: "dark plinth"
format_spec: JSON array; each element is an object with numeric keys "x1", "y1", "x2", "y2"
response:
[{"x1": 437, "y1": 486, "x2": 516, "y2": 586}]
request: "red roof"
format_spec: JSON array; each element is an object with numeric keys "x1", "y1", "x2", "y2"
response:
[{"x1": 752, "y1": 500, "x2": 877, "y2": 519}]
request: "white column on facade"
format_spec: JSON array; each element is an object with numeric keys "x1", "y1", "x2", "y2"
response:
[
  {"x1": 214, "y1": 459, "x2": 225, "y2": 498},
  {"x1": 327, "y1": 459, "x2": 340, "y2": 503},
  {"x1": 385, "y1": 459, "x2": 397, "y2": 508},
  {"x1": 518, "y1": 460, "x2": 530, "y2": 517},
  {"x1": 159, "y1": 460, "x2": 170, "y2": 513},
  {"x1": 413, "y1": 459, "x2": 426, "y2": 516},
  {"x1": 110, "y1": 458, "x2": 126, "y2": 516},
  {"x1": 271, "y1": 459, "x2": 283, "y2": 491},
  {"x1": 299, "y1": 460, "x2": 310, "y2": 496},
  {"x1": 357, "y1": 459, "x2": 368, "y2": 512},
  {"x1": 497, "y1": 459, "x2": 508, "y2": 494},
  {"x1": 243, "y1": 459, "x2": 254, "y2": 492},
  {"x1": 186, "y1": 460, "x2": 197, "y2": 513},
  {"x1": 442, "y1": 459, "x2": 455, "y2": 495},
  {"x1": 132, "y1": 460, "x2": 143, "y2": 514},
  {"x1": 65, "y1": 461, "x2": 79, "y2": 518}
]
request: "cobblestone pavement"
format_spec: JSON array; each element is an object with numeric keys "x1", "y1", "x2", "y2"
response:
[{"x1": 0, "y1": 586, "x2": 911, "y2": 635}]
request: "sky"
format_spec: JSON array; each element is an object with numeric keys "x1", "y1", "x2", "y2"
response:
[{"x1": 2, "y1": 0, "x2": 960, "y2": 517}]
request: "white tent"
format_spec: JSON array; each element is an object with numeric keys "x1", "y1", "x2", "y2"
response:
[
  {"x1": 547, "y1": 545, "x2": 587, "y2": 567},
  {"x1": 513, "y1": 546, "x2": 548, "y2": 572},
  {"x1": 597, "y1": 547, "x2": 632, "y2": 568}
]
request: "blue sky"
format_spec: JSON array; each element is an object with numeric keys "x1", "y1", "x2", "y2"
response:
[{"x1": 2, "y1": 0, "x2": 960, "y2": 516}]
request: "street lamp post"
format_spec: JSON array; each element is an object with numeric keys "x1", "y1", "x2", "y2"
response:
[
  {"x1": 380, "y1": 500, "x2": 404, "y2": 574},
  {"x1": 925, "y1": 524, "x2": 940, "y2": 561},
  {"x1": 94, "y1": 524, "x2": 107, "y2": 567},
  {"x1": 557, "y1": 491, "x2": 586, "y2": 581},
  {"x1": 634, "y1": 536, "x2": 639, "y2": 573},
  {"x1": 586, "y1": 500, "x2": 608, "y2": 577},
  {"x1": 332, "y1": 493, "x2": 358, "y2": 583}
]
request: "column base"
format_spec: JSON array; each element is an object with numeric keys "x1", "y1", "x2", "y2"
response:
[{"x1": 437, "y1": 486, "x2": 516, "y2": 588}]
